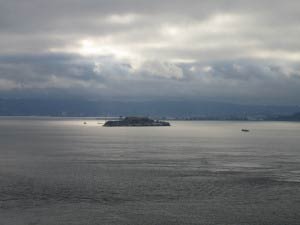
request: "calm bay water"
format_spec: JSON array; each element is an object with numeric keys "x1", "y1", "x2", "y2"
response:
[{"x1": 0, "y1": 118, "x2": 299, "y2": 225}]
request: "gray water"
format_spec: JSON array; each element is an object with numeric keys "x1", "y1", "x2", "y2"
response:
[{"x1": 0, "y1": 118, "x2": 299, "y2": 225}]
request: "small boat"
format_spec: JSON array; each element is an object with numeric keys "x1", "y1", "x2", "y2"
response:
[
  {"x1": 241, "y1": 129, "x2": 250, "y2": 132},
  {"x1": 83, "y1": 122, "x2": 87, "y2": 125}
]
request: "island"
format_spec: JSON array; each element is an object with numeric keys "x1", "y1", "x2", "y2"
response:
[{"x1": 103, "y1": 117, "x2": 171, "y2": 127}]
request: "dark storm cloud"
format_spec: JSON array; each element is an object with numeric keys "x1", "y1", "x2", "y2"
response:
[
  {"x1": 0, "y1": 0, "x2": 300, "y2": 104},
  {"x1": 1, "y1": 52, "x2": 300, "y2": 104}
]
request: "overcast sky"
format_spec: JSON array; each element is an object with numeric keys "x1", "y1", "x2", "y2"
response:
[{"x1": 0, "y1": 0, "x2": 300, "y2": 104}]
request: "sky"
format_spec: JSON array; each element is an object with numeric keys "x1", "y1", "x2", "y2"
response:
[{"x1": 0, "y1": 0, "x2": 300, "y2": 105}]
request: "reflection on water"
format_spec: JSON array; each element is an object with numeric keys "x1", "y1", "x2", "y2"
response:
[{"x1": 0, "y1": 118, "x2": 299, "y2": 225}]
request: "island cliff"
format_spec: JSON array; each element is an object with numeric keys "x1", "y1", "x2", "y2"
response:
[{"x1": 103, "y1": 117, "x2": 170, "y2": 127}]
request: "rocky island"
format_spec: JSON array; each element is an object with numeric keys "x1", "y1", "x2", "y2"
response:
[{"x1": 103, "y1": 117, "x2": 170, "y2": 127}]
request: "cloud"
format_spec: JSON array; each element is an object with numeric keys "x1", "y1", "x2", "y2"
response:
[
  {"x1": 0, "y1": 0, "x2": 300, "y2": 104},
  {"x1": 0, "y1": 53, "x2": 300, "y2": 104}
]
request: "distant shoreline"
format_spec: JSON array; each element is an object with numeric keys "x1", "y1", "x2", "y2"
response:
[{"x1": 0, "y1": 116, "x2": 299, "y2": 122}]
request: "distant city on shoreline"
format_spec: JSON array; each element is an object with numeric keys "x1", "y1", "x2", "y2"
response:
[{"x1": 0, "y1": 98, "x2": 299, "y2": 121}]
